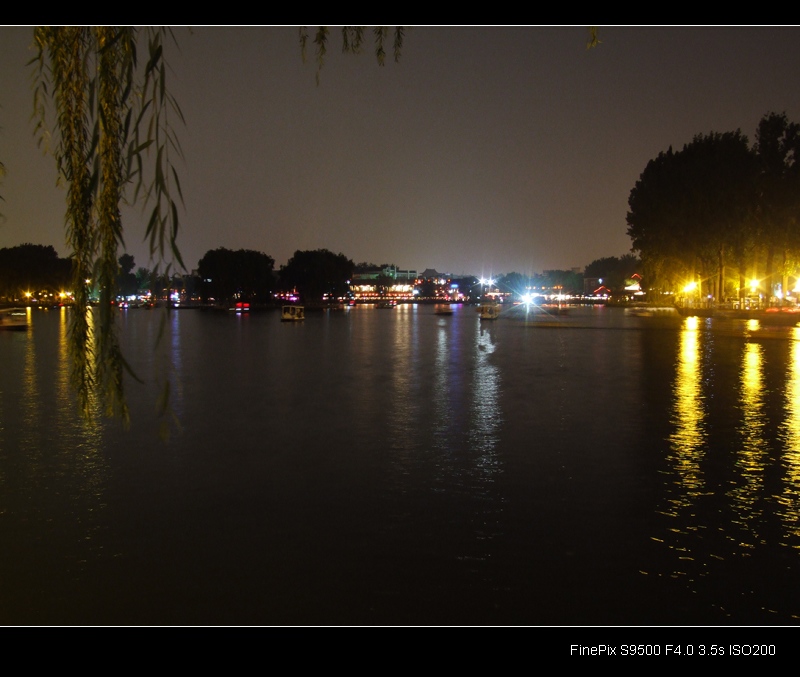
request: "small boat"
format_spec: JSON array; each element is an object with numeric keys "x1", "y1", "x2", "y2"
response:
[
  {"x1": 434, "y1": 304, "x2": 454, "y2": 316},
  {"x1": 625, "y1": 306, "x2": 679, "y2": 318},
  {"x1": 376, "y1": 300, "x2": 396, "y2": 309},
  {"x1": 757, "y1": 307, "x2": 800, "y2": 326},
  {"x1": 746, "y1": 326, "x2": 797, "y2": 341},
  {"x1": 675, "y1": 306, "x2": 715, "y2": 318},
  {"x1": 281, "y1": 305, "x2": 305, "y2": 322},
  {"x1": 0, "y1": 308, "x2": 30, "y2": 331},
  {"x1": 479, "y1": 300, "x2": 500, "y2": 320}
]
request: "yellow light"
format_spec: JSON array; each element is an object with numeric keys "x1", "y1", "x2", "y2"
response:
[
  {"x1": 683, "y1": 282, "x2": 697, "y2": 293},
  {"x1": 749, "y1": 279, "x2": 759, "y2": 292}
]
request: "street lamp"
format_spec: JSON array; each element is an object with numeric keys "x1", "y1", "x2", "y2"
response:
[{"x1": 682, "y1": 281, "x2": 697, "y2": 308}]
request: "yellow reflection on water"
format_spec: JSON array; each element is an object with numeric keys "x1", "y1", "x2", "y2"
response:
[
  {"x1": 729, "y1": 342, "x2": 766, "y2": 528},
  {"x1": 779, "y1": 330, "x2": 800, "y2": 544},
  {"x1": 654, "y1": 318, "x2": 711, "y2": 594},
  {"x1": 11, "y1": 308, "x2": 108, "y2": 556},
  {"x1": 386, "y1": 304, "x2": 420, "y2": 459},
  {"x1": 56, "y1": 306, "x2": 102, "y2": 443},
  {"x1": 20, "y1": 309, "x2": 41, "y2": 456},
  {"x1": 668, "y1": 316, "x2": 706, "y2": 497}
]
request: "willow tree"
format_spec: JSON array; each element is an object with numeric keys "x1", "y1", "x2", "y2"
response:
[
  {"x1": 29, "y1": 26, "x2": 407, "y2": 428},
  {"x1": 32, "y1": 27, "x2": 184, "y2": 425}
]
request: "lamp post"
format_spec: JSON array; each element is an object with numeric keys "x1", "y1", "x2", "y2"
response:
[
  {"x1": 682, "y1": 281, "x2": 697, "y2": 308},
  {"x1": 750, "y1": 279, "x2": 759, "y2": 309}
]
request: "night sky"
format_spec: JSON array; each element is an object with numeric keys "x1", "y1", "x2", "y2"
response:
[{"x1": 2, "y1": 26, "x2": 800, "y2": 279}]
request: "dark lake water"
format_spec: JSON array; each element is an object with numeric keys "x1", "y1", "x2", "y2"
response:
[{"x1": 1, "y1": 303, "x2": 800, "y2": 626}]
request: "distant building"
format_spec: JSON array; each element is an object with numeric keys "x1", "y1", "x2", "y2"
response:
[
  {"x1": 350, "y1": 265, "x2": 418, "y2": 302},
  {"x1": 352, "y1": 265, "x2": 417, "y2": 283}
]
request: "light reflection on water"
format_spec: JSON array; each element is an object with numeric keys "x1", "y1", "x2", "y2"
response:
[
  {"x1": 2, "y1": 305, "x2": 800, "y2": 624},
  {"x1": 1, "y1": 307, "x2": 110, "y2": 613},
  {"x1": 779, "y1": 332, "x2": 800, "y2": 546},
  {"x1": 470, "y1": 325, "x2": 501, "y2": 465},
  {"x1": 668, "y1": 316, "x2": 706, "y2": 495},
  {"x1": 651, "y1": 314, "x2": 800, "y2": 621},
  {"x1": 387, "y1": 304, "x2": 421, "y2": 459},
  {"x1": 730, "y1": 341, "x2": 766, "y2": 528}
]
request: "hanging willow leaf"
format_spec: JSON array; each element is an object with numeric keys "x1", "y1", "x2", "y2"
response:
[
  {"x1": 31, "y1": 26, "x2": 184, "y2": 434},
  {"x1": 302, "y1": 26, "x2": 406, "y2": 83},
  {"x1": 373, "y1": 27, "x2": 388, "y2": 66},
  {"x1": 342, "y1": 26, "x2": 364, "y2": 54},
  {"x1": 298, "y1": 26, "x2": 309, "y2": 63},
  {"x1": 393, "y1": 26, "x2": 404, "y2": 62},
  {"x1": 587, "y1": 27, "x2": 600, "y2": 49}
]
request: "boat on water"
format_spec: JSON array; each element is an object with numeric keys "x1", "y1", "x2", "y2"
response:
[
  {"x1": 434, "y1": 304, "x2": 454, "y2": 316},
  {"x1": 746, "y1": 325, "x2": 799, "y2": 340},
  {"x1": 281, "y1": 305, "x2": 305, "y2": 322},
  {"x1": 680, "y1": 305, "x2": 800, "y2": 326},
  {"x1": 0, "y1": 308, "x2": 29, "y2": 331},
  {"x1": 479, "y1": 300, "x2": 500, "y2": 320},
  {"x1": 376, "y1": 300, "x2": 397, "y2": 309},
  {"x1": 675, "y1": 305, "x2": 715, "y2": 318},
  {"x1": 625, "y1": 306, "x2": 679, "y2": 318},
  {"x1": 748, "y1": 307, "x2": 800, "y2": 326}
]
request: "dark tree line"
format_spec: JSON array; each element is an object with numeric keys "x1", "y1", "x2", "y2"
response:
[
  {"x1": 1, "y1": 241, "x2": 642, "y2": 309},
  {"x1": 0, "y1": 243, "x2": 71, "y2": 301},
  {"x1": 278, "y1": 249, "x2": 354, "y2": 304},
  {"x1": 197, "y1": 248, "x2": 276, "y2": 304},
  {"x1": 627, "y1": 111, "x2": 800, "y2": 303},
  {"x1": 583, "y1": 254, "x2": 641, "y2": 290}
]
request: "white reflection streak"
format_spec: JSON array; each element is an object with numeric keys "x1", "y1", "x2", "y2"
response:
[
  {"x1": 168, "y1": 309, "x2": 184, "y2": 416},
  {"x1": 433, "y1": 324, "x2": 451, "y2": 451},
  {"x1": 470, "y1": 326, "x2": 501, "y2": 477}
]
